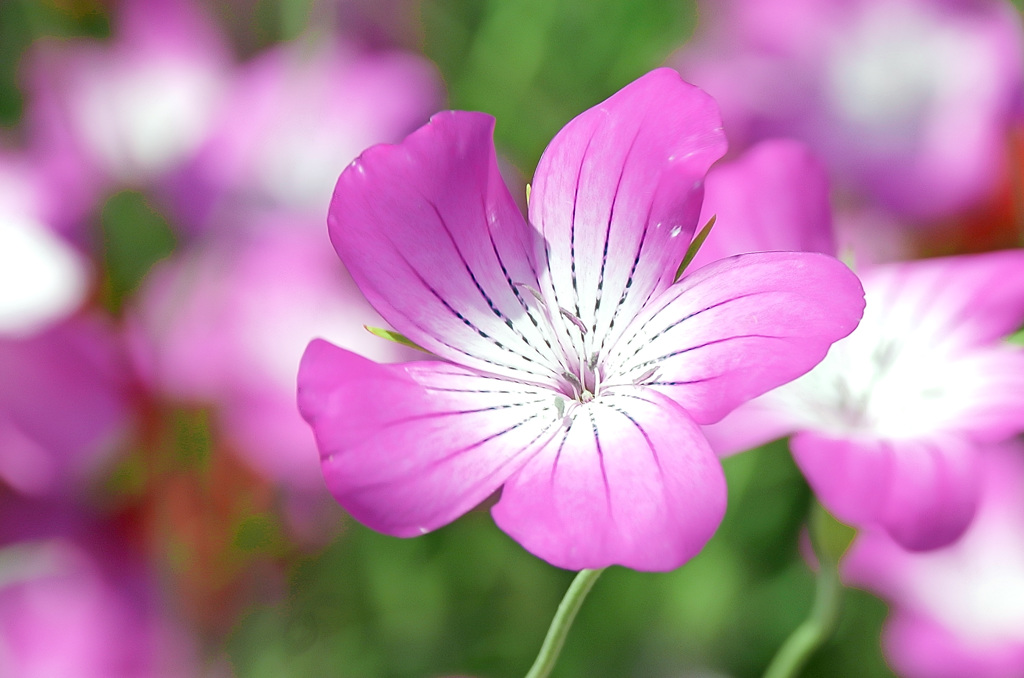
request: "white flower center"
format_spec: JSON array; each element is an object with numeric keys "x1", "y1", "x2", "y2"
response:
[{"x1": 770, "y1": 316, "x2": 951, "y2": 440}]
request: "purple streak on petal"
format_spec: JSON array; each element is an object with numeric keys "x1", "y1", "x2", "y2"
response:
[
  {"x1": 615, "y1": 251, "x2": 864, "y2": 424},
  {"x1": 329, "y1": 112, "x2": 559, "y2": 385},
  {"x1": 298, "y1": 340, "x2": 560, "y2": 537},
  {"x1": 529, "y1": 68, "x2": 727, "y2": 352},
  {"x1": 492, "y1": 389, "x2": 726, "y2": 571},
  {"x1": 793, "y1": 431, "x2": 981, "y2": 550},
  {"x1": 863, "y1": 250, "x2": 1024, "y2": 351},
  {"x1": 690, "y1": 138, "x2": 836, "y2": 269},
  {"x1": 941, "y1": 348, "x2": 1024, "y2": 442}
]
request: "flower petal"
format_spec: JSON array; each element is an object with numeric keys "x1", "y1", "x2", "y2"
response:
[
  {"x1": 689, "y1": 138, "x2": 836, "y2": 270},
  {"x1": 528, "y1": 68, "x2": 727, "y2": 351},
  {"x1": 613, "y1": 251, "x2": 865, "y2": 424},
  {"x1": 940, "y1": 348, "x2": 1024, "y2": 442},
  {"x1": 860, "y1": 250, "x2": 1024, "y2": 352},
  {"x1": 701, "y1": 398, "x2": 798, "y2": 457},
  {"x1": 492, "y1": 388, "x2": 726, "y2": 571},
  {"x1": 328, "y1": 111, "x2": 560, "y2": 386},
  {"x1": 297, "y1": 339, "x2": 561, "y2": 536},
  {"x1": 792, "y1": 432, "x2": 982, "y2": 550}
]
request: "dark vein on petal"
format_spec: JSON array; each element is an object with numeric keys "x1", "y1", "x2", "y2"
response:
[
  {"x1": 569, "y1": 133, "x2": 597, "y2": 320},
  {"x1": 372, "y1": 396, "x2": 552, "y2": 432},
  {"x1": 633, "y1": 333, "x2": 788, "y2": 371},
  {"x1": 603, "y1": 400, "x2": 663, "y2": 476},
  {"x1": 481, "y1": 194, "x2": 555, "y2": 355},
  {"x1": 589, "y1": 408, "x2": 613, "y2": 512},
  {"x1": 594, "y1": 127, "x2": 643, "y2": 335},
  {"x1": 649, "y1": 377, "x2": 716, "y2": 386},
  {"x1": 613, "y1": 289, "x2": 770, "y2": 366},
  {"x1": 549, "y1": 422, "x2": 573, "y2": 482},
  {"x1": 598, "y1": 199, "x2": 654, "y2": 356},
  {"x1": 351, "y1": 407, "x2": 562, "y2": 492},
  {"x1": 398, "y1": 263, "x2": 551, "y2": 378},
  {"x1": 424, "y1": 199, "x2": 554, "y2": 371}
]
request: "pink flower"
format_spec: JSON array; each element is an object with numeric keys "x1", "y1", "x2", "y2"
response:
[
  {"x1": 170, "y1": 38, "x2": 441, "y2": 231},
  {"x1": 0, "y1": 315, "x2": 133, "y2": 498},
  {"x1": 0, "y1": 536, "x2": 195, "y2": 678},
  {"x1": 844, "y1": 442, "x2": 1024, "y2": 678},
  {"x1": 687, "y1": 138, "x2": 837, "y2": 272},
  {"x1": 0, "y1": 155, "x2": 90, "y2": 337},
  {"x1": 297, "y1": 69, "x2": 865, "y2": 571},
  {"x1": 23, "y1": 0, "x2": 231, "y2": 188},
  {"x1": 706, "y1": 250, "x2": 1024, "y2": 550},
  {"x1": 672, "y1": 0, "x2": 1024, "y2": 220}
]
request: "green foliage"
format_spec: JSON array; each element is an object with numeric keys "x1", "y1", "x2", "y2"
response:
[
  {"x1": 675, "y1": 215, "x2": 717, "y2": 281},
  {"x1": 0, "y1": 0, "x2": 109, "y2": 126},
  {"x1": 364, "y1": 326, "x2": 430, "y2": 352},
  {"x1": 421, "y1": 0, "x2": 699, "y2": 172},
  {"x1": 224, "y1": 442, "x2": 896, "y2": 678},
  {"x1": 98, "y1": 190, "x2": 177, "y2": 313}
]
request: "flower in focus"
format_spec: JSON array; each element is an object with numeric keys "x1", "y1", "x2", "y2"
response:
[
  {"x1": 844, "y1": 442, "x2": 1024, "y2": 678},
  {"x1": 706, "y1": 250, "x2": 1024, "y2": 550},
  {"x1": 672, "y1": 0, "x2": 1024, "y2": 220},
  {"x1": 298, "y1": 69, "x2": 865, "y2": 571}
]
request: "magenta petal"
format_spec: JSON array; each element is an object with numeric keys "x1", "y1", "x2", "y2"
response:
[
  {"x1": 528, "y1": 68, "x2": 727, "y2": 348},
  {"x1": 492, "y1": 389, "x2": 726, "y2": 571},
  {"x1": 862, "y1": 250, "x2": 1024, "y2": 350},
  {"x1": 793, "y1": 432, "x2": 981, "y2": 550},
  {"x1": 616, "y1": 251, "x2": 865, "y2": 424},
  {"x1": 701, "y1": 398, "x2": 798, "y2": 458},
  {"x1": 297, "y1": 339, "x2": 560, "y2": 536},
  {"x1": 328, "y1": 112, "x2": 558, "y2": 385},
  {"x1": 690, "y1": 138, "x2": 836, "y2": 270}
]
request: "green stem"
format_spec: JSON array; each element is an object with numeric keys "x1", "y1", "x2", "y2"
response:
[
  {"x1": 524, "y1": 568, "x2": 605, "y2": 678},
  {"x1": 762, "y1": 506, "x2": 845, "y2": 678}
]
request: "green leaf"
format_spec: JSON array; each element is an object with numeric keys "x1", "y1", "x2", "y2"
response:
[
  {"x1": 1008, "y1": 326, "x2": 1024, "y2": 346},
  {"x1": 364, "y1": 326, "x2": 430, "y2": 353},
  {"x1": 674, "y1": 214, "x2": 716, "y2": 282},
  {"x1": 810, "y1": 501, "x2": 857, "y2": 566},
  {"x1": 98, "y1": 190, "x2": 177, "y2": 313}
]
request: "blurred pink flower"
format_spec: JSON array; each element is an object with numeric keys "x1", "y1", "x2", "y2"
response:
[
  {"x1": 845, "y1": 442, "x2": 1024, "y2": 678},
  {"x1": 170, "y1": 38, "x2": 442, "y2": 231},
  {"x1": 688, "y1": 138, "x2": 836, "y2": 271},
  {"x1": 0, "y1": 536, "x2": 195, "y2": 678},
  {"x1": 673, "y1": 0, "x2": 1024, "y2": 220},
  {"x1": 128, "y1": 216, "x2": 418, "y2": 490},
  {"x1": 23, "y1": 0, "x2": 231, "y2": 188},
  {"x1": 0, "y1": 314, "x2": 133, "y2": 498},
  {"x1": 0, "y1": 154, "x2": 91, "y2": 336},
  {"x1": 297, "y1": 69, "x2": 865, "y2": 571},
  {"x1": 706, "y1": 250, "x2": 1024, "y2": 550}
]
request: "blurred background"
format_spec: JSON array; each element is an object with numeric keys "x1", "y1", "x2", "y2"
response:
[{"x1": 2, "y1": 0, "x2": 1024, "y2": 676}]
